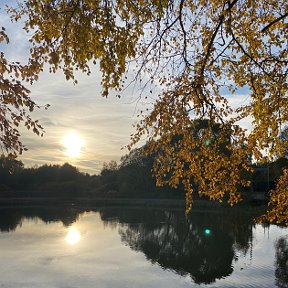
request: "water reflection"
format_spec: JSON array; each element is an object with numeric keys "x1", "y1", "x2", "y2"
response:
[
  {"x1": 0, "y1": 205, "x2": 287, "y2": 287},
  {"x1": 100, "y1": 208, "x2": 254, "y2": 284},
  {"x1": 0, "y1": 206, "x2": 81, "y2": 232},
  {"x1": 66, "y1": 226, "x2": 81, "y2": 245},
  {"x1": 275, "y1": 236, "x2": 288, "y2": 288}
]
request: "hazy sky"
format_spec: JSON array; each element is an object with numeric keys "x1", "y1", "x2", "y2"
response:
[
  {"x1": 0, "y1": 3, "x2": 252, "y2": 175},
  {"x1": 0, "y1": 6, "x2": 153, "y2": 174},
  {"x1": 18, "y1": 72, "x2": 145, "y2": 174}
]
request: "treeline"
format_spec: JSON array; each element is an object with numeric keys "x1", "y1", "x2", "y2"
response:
[
  {"x1": 0, "y1": 161, "x2": 91, "y2": 198},
  {"x1": 0, "y1": 148, "x2": 182, "y2": 199},
  {"x1": 0, "y1": 146, "x2": 287, "y2": 199},
  {"x1": 252, "y1": 157, "x2": 288, "y2": 193}
]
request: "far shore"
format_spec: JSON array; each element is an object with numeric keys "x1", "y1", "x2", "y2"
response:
[{"x1": 0, "y1": 197, "x2": 267, "y2": 213}]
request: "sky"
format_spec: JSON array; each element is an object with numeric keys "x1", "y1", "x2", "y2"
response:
[
  {"x1": 0, "y1": 5, "x2": 152, "y2": 175},
  {"x1": 18, "y1": 73, "x2": 145, "y2": 174},
  {"x1": 0, "y1": 3, "x2": 252, "y2": 175}
]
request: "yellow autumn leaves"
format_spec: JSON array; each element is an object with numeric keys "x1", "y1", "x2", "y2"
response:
[{"x1": 1, "y1": 1, "x2": 287, "y2": 223}]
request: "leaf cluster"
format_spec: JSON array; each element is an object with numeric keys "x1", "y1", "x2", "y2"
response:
[{"x1": 1, "y1": 0, "x2": 288, "y2": 222}]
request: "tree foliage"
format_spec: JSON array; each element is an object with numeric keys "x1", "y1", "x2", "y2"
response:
[
  {"x1": 1, "y1": 1, "x2": 288, "y2": 222},
  {"x1": 0, "y1": 27, "x2": 45, "y2": 160}
]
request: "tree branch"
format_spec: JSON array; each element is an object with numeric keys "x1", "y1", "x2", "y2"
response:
[
  {"x1": 199, "y1": 0, "x2": 239, "y2": 78},
  {"x1": 261, "y1": 12, "x2": 288, "y2": 33}
]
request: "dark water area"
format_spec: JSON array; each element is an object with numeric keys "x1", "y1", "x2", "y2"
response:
[{"x1": 0, "y1": 205, "x2": 287, "y2": 287}]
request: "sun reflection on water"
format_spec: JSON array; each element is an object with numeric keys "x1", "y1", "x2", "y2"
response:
[{"x1": 66, "y1": 227, "x2": 81, "y2": 245}]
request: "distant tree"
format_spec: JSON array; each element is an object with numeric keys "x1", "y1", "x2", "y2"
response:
[
  {"x1": 60, "y1": 163, "x2": 81, "y2": 181},
  {"x1": 102, "y1": 160, "x2": 118, "y2": 174},
  {"x1": 101, "y1": 159, "x2": 118, "y2": 179},
  {"x1": 99, "y1": 160, "x2": 119, "y2": 195},
  {"x1": 0, "y1": 155, "x2": 23, "y2": 172},
  {"x1": 117, "y1": 148, "x2": 155, "y2": 197},
  {"x1": 0, "y1": 155, "x2": 23, "y2": 189},
  {"x1": 120, "y1": 148, "x2": 148, "y2": 168},
  {"x1": 0, "y1": 162, "x2": 90, "y2": 197}
]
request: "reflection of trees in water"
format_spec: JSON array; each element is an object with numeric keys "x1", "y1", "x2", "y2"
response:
[
  {"x1": 120, "y1": 212, "x2": 234, "y2": 284},
  {"x1": 1, "y1": 205, "x2": 258, "y2": 285},
  {"x1": 0, "y1": 207, "x2": 83, "y2": 231},
  {"x1": 275, "y1": 236, "x2": 288, "y2": 288},
  {"x1": 0, "y1": 209, "x2": 23, "y2": 232},
  {"x1": 100, "y1": 208, "x2": 254, "y2": 284}
]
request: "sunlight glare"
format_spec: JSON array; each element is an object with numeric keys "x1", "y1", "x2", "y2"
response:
[
  {"x1": 66, "y1": 227, "x2": 81, "y2": 245},
  {"x1": 62, "y1": 132, "x2": 84, "y2": 158}
]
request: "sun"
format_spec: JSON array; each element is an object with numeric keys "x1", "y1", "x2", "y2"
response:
[
  {"x1": 61, "y1": 132, "x2": 85, "y2": 158},
  {"x1": 66, "y1": 227, "x2": 81, "y2": 245}
]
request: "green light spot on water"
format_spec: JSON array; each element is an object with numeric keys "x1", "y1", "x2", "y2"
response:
[
  {"x1": 204, "y1": 139, "x2": 210, "y2": 146},
  {"x1": 204, "y1": 229, "x2": 211, "y2": 235}
]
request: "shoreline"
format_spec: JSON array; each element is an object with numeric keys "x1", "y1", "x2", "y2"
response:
[{"x1": 0, "y1": 197, "x2": 267, "y2": 212}]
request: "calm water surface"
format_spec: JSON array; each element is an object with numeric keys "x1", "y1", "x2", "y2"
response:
[{"x1": 0, "y1": 206, "x2": 287, "y2": 288}]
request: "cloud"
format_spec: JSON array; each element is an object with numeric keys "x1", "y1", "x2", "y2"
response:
[
  {"x1": 0, "y1": 8, "x2": 145, "y2": 174},
  {"x1": 0, "y1": 7, "x2": 253, "y2": 175},
  {"x1": 16, "y1": 69, "x2": 143, "y2": 174}
]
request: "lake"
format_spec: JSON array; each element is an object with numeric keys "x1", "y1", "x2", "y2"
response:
[{"x1": 0, "y1": 205, "x2": 287, "y2": 287}]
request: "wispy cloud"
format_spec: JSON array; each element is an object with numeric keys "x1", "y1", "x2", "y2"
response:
[
  {"x1": 1, "y1": 6, "x2": 252, "y2": 175},
  {"x1": 18, "y1": 70, "x2": 142, "y2": 174},
  {"x1": 0, "y1": 7, "x2": 148, "y2": 174}
]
